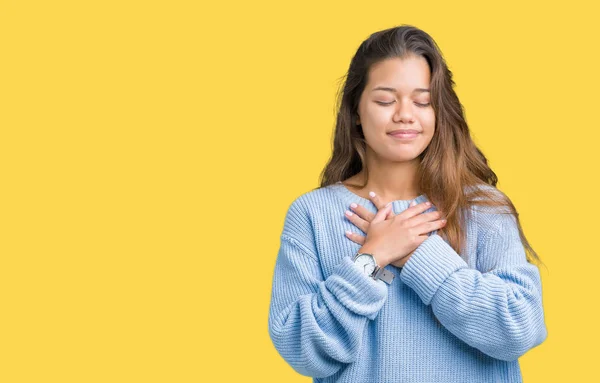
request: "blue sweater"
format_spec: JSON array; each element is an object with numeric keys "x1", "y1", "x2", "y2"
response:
[{"x1": 268, "y1": 181, "x2": 547, "y2": 382}]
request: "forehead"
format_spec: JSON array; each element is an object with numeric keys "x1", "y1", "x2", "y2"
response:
[{"x1": 366, "y1": 56, "x2": 431, "y2": 92}]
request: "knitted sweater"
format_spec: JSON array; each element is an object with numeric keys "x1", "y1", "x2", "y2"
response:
[{"x1": 268, "y1": 181, "x2": 547, "y2": 383}]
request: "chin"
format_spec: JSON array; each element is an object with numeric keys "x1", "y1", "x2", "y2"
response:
[{"x1": 385, "y1": 153, "x2": 422, "y2": 162}]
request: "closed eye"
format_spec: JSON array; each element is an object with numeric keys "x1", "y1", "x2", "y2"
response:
[{"x1": 375, "y1": 101, "x2": 430, "y2": 107}]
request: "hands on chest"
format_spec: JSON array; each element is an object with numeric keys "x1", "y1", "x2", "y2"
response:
[{"x1": 344, "y1": 192, "x2": 447, "y2": 268}]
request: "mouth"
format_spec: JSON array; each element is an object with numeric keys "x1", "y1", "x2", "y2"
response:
[{"x1": 387, "y1": 131, "x2": 421, "y2": 140}]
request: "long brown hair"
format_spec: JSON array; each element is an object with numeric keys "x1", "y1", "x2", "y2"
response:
[{"x1": 317, "y1": 24, "x2": 545, "y2": 267}]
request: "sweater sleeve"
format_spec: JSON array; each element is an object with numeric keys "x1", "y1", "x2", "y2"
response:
[
  {"x1": 268, "y1": 201, "x2": 389, "y2": 378},
  {"x1": 399, "y1": 212, "x2": 548, "y2": 362}
]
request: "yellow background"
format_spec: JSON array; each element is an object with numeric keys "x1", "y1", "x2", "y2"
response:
[{"x1": 1, "y1": 0, "x2": 598, "y2": 381}]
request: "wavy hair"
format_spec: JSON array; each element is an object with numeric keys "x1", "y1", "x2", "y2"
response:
[{"x1": 317, "y1": 24, "x2": 544, "y2": 267}]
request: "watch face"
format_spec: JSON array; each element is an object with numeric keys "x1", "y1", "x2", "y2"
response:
[{"x1": 354, "y1": 254, "x2": 376, "y2": 275}]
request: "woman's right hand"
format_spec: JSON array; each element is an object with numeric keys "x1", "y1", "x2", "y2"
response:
[{"x1": 358, "y1": 201, "x2": 447, "y2": 268}]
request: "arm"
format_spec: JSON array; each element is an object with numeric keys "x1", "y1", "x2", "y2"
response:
[
  {"x1": 399, "y1": 212, "x2": 548, "y2": 361},
  {"x1": 268, "y1": 201, "x2": 389, "y2": 378}
]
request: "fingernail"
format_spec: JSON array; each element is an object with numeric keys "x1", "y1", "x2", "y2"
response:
[
  {"x1": 369, "y1": 191, "x2": 376, "y2": 197},
  {"x1": 386, "y1": 202, "x2": 392, "y2": 207},
  {"x1": 345, "y1": 210, "x2": 353, "y2": 216},
  {"x1": 350, "y1": 203, "x2": 358, "y2": 208}
]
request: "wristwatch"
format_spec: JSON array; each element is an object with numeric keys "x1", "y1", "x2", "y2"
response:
[{"x1": 352, "y1": 252, "x2": 395, "y2": 284}]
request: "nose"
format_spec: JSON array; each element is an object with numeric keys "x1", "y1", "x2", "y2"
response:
[{"x1": 392, "y1": 99, "x2": 415, "y2": 123}]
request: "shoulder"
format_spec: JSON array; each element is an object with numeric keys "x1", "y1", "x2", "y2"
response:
[
  {"x1": 282, "y1": 185, "x2": 333, "y2": 221},
  {"x1": 464, "y1": 184, "x2": 527, "y2": 269},
  {"x1": 280, "y1": 185, "x2": 334, "y2": 255},
  {"x1": 465, "y1": 183, "x2": 516, "y2": 237}
]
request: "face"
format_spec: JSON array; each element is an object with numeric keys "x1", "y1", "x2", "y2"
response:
[{"x1": 356, "y1": 55, "x2": 435, "y2": 163}]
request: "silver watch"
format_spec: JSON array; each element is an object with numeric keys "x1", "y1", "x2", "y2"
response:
[{"x1": 352, "y1": 252, "x2": 395, "y2": 284}]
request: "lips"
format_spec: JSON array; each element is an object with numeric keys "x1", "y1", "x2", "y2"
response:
[
  {"x1": 388, "y1": 129, "x2": 421, "y2": 134},
  {"x1": 387, "y1": 130, "x2": 420, "y2": 141}
]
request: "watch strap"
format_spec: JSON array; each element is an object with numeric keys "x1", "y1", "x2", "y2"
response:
[{"x1": 372, "y1": 266, "x2": 395, "y2": 284}]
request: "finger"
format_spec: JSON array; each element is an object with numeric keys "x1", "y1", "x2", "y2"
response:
[
  {"x1": 372, "y1": 203, "x2": 393, "y2": 224},
  {"x1": 414, "y1": 218, "x2": 447, "y2": 236},
  {"x1": 385, "y1": 204, "x2": 395, "y2": 220},
  {"x1": 408, "y1": 210, "x2": 445, "y2": 227},
  {"x1": 396, "y1": 200, "x2": 432, "y2": 221},
  {"x1": 344, "y1": 208, "x2": 369, "y2": 233},
  {"x1": 367, "y1": 191, "x2": 396, "y2": 218},
  {"x1": 344, "y1": 230, "x2": 366, "y2": 245},
  {"x1": 349, "y1": 203, "x2": 376, "y2": 223},
  {"x1": 367, "y1": 191, "x2": 386, "y2": 210}
]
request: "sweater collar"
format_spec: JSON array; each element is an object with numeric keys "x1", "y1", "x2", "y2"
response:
[{"x1": 331, "y1": 181, "x2": 430, "y2": 212}]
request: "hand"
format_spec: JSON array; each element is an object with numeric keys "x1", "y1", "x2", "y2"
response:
[
  {"x1": 344, "y1": 197, "x2": 446, "y2": 268},
  {"x1": 343, "y1": 192, "x2": 433, "y2": 247},
  {"x1": 343, "y1": 191, "x2": 397, "y2": 244}
]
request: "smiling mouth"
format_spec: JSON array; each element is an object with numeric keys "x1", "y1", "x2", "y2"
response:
[{"x1": 387, "y1": 131, "x2": 420, "y2": 140}]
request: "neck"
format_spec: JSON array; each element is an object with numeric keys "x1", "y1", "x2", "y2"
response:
[{"x1": 354, "y1": 154, "x2": 421, "y2": 201}]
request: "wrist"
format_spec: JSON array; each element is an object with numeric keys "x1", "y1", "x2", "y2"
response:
[{"x1": 358, "y1": 244, "x2": 389, "y2": 268}]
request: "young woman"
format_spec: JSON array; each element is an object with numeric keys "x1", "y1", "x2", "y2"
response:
[{"x1": 268, "y1": 25, "x2": 548, "y2": 382}]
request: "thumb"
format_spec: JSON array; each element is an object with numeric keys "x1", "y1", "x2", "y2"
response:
[{"x1": 372, "y1": 203, "x2": 393, "y2": 224}]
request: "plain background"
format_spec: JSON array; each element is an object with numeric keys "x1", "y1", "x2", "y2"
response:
[{"x1": 1, "y1": 0, "x2": 598, "y2": 381}]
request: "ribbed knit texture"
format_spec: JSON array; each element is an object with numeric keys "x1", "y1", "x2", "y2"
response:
[{"x1": 268, "y1": 182, "x2": 547, "y2": 383}]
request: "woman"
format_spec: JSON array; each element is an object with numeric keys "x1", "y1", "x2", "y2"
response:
[{"x1": 268, "y1": 24, "x2": 548, "y2": 382}]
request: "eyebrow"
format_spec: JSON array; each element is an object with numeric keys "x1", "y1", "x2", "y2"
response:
[{"x1": 371, "y1": 86, "x2": 430, "y2": 94}]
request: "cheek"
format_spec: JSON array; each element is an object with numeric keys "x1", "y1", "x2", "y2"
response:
[
  {"x1": 422, "y1": 110, "x2": 435, "y2": 128},
  {"x1": 419, "y1": 113, "x2": 435, "y2": 136},
  {"x1": 363, "y1": 105, "x2": 389, "y2": 124}
]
